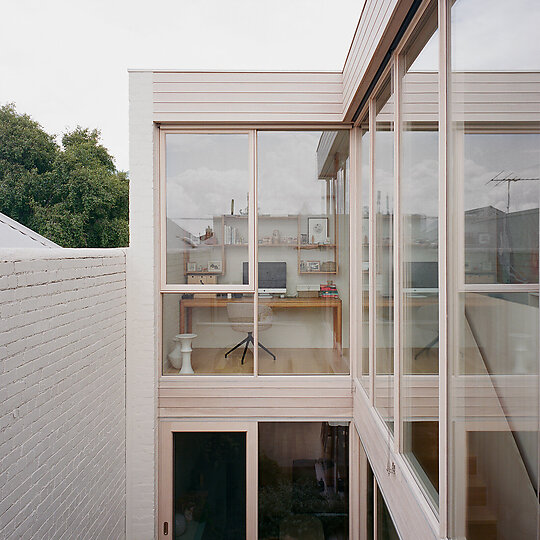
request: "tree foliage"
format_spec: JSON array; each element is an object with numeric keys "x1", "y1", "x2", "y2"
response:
[{"x1": 0, "y1": 104, "x2": 128, "y2": 247}]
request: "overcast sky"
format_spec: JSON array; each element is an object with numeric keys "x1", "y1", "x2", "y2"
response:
[{"x1": 0, "y1": 0, "x2": 364, "y2": 171}]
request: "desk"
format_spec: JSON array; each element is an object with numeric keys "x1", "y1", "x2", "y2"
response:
[{"x1": 179, "y1": 296, "x2": 342, "y2": 349}]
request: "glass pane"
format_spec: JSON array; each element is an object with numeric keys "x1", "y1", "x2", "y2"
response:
[
  {"x1": 457, "y1": 293, "x2": 539, "y2": 540},
  {"x1": 463, "y1": 133, "x2": 539, "y2": 285},
  {"x1": 165, "y1": 133, "x2": 250, "y2": 286},
  {"x1": 360, "y1": 124, "x2": 371, "y2": 392},
  {"x1": 361, "y1": 439, "x2": 374, "y2": 540},
  {"x1": 256, "y1": 131, "x2": 350, "y2": 375},
  {"x1": 376, "y1": 486, "x2": 399, "y2": 540},
  {"x1": 174, "y1": 432, "x2": 246, "y2": 539},
  {"x1": 163, "y1": 293, "x2": 254, "y2": 375},
  {"x1": 450, "y1": 2, "x2": 540, "y2": 538},
  {"x1": 374, "y1": 76, "x2": 395, "y2": 431},
  {"x1": 258, "y1": 422, "x2": 349, "y2": 540},
  {"x1": 400, "y1": 2, "x2": 439, "y2": 506}
]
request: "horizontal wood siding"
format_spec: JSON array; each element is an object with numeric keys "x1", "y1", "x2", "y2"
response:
[
  {"x1": 342, "y1": 0, "x2": 403, "y2": 120},
  {"x1": 378, "y1": 71, "x2": 540, "y2": 123},
  {"x1": 153, "y1": 71, "x2": 343, "y2": 123},
  {"x1": 158, "y1": 378, "x2": 353, "y2": 419}
]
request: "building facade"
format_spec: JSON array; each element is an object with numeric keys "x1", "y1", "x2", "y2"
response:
[{"x1": 128, "y1": 0, "x2": 540, "y2": 538}]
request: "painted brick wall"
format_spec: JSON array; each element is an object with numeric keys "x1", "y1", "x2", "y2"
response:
[{"x1": 0, "y1": 248, "x2": 126, "y2": 540}]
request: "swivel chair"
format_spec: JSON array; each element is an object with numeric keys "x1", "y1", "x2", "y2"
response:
[{"x1": 225, "y1": 303, "x2": 276, "y2": 364}]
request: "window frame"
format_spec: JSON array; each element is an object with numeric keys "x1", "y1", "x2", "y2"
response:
[
  {"x1": 159, "y1": 127, "x2": 257, "y2": 294},
  {"x1": 158, "y1": 126, "x2": 354, "y2": 378}
]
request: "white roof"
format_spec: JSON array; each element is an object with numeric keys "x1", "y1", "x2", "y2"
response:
[{"x1": 0, "y1": 212, "x2": 60, "y2": 248}]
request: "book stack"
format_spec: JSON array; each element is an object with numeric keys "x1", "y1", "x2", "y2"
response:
[
  {"x1": 319, "y1": 282, "x2": 339, "y2": 299},
  {"x1": 224, "y1": 225, "x2": 242, "y2": 245}
]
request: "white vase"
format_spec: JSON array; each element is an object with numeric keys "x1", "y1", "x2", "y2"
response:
[
  {"x1": 168, "y1": 333, "x2": 197, "y2": 374},
  {"x1": 168, "y1": 338, "x2": 182, "y2": 370}
]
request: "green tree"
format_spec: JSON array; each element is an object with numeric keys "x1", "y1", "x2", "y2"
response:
[{"x1": 0, "y1": 104, "x2": 128, "y2": 247}]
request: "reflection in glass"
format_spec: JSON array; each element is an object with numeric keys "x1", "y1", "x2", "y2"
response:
[
  {"x1": 458, "y1": 293, "x2": 539, "y2": 540},
  {"x1": 173, "y1": 432, "x2": 246, "y2": 539},
  {"x1": 463, "y1": 134, "x2": 539, "y2": 285},
  {"x1": 374, "y1": 76, "x2": 395, "y2": 432},
  {"x1": 361, "y1": 125, "x2": 370, "y2": 392},
  {"x1": 257, "y1": 132, "x2": 350, "y2": 375},
  {"x1": 400, "y1": 1, "x2": 439, "y2": 506},
  {"x1": 162, "y1": 293, "x2": 254, "y2": 375},
  {"x1": 450, "y1": 1, "x2": 540, "y2": 538},
  {"x1": 165, "y1": 133, "x2": 250, "y2": 285},
  {"x1": 258, "y1": 422, "x2": 349, "y2": 540}
]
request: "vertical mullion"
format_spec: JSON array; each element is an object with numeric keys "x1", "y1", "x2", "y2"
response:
[
  {"x1": 349, "y1": 423, "x2": 359, "y2": 540},
  {"x1": 247, "y1": 423, "x2": 258, "y2": 538},
  {"x1": 393, "y1": 55, "x2": 402, "y2": 454},
  {"x1": 369, "y1": 99, "x2": 376, "y2": 405},
  {"x1": 251, "y1": 130, "x2": 259, "y2": 376},
  {"x1": 439, "y1": 0, "x2": 450, "y2": 535},
  {"x1": 350, "y1": 128, "x2": 359, "y2": 381},
  {"x1": 159, "y1": 130, "x2": 167, "y2": 288}
]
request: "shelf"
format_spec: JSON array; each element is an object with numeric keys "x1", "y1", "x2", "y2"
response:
[
  {"x1": 299, "y1": 271, "x2": 338, "y2": 275},
  {"x1": 298, "y1": 244, "x2": 336, "y2": 249},
  {"x1": 224, "y1": 243, "x2": 299, "y2": 247},
  {"x1": 223, "y1": 214, "x2": 298, "y2": 219},
  {"x1": 259, "y1": 243, "x2": 298, "y2": 247},
  {"x1": 184, "y1": 271, "x2": 222, "y2": 275}
]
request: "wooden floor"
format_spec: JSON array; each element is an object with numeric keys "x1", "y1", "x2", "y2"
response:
[{"x1": 164, "y1": 347, "x2": 350, "y2": 375}]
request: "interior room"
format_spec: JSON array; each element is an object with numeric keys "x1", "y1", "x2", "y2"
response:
[{"x1": 162, "y1": 130, "x2": 350, "y2": 375}]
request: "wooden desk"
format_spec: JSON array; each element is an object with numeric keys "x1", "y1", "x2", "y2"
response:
[{"x1": 179, "y1": 296, "x2": 343, "y2": 348}]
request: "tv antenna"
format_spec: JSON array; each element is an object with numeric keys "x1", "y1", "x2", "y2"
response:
[{"x1": 487, "y1": 171, "x2": 539, "y2": 214}]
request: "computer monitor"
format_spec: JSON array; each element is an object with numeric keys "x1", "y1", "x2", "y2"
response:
[
  {"x1": 243, "y1": 262, "x2": 287, "y2": 294},
  {"x1": 405, "y1": 261, "x2": 438, "y2": 290}
]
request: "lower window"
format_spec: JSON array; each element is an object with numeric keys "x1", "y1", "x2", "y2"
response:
[{"x1": 258, "y1": 422, "x2": 349, "y2": 540}]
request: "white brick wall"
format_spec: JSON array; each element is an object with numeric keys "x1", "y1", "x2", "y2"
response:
[
  {"x1": 0, "y1": 248, "x2": 126, "y2": 540},
  {"x1": 127, "y1": 71, "x2": 157, "y2": 540}
]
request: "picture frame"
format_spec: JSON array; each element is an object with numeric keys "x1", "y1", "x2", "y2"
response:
[
  {"x1": 308, "y1": 217, "x2": 328, "y2": 245},
  {"x1": 208, "y1": 260, "x2": 222, "y2": 273},
  {"x1": 307, "y1": 260, "x2": 320, "y2": 272}
]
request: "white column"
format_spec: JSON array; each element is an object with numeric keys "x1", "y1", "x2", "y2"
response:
[{"x1": 127, "y1": 70, "x2": 158, "y2": 539}]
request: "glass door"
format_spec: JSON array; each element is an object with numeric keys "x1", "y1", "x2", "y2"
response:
[{"x1": 159, "y1": 421, "x2": 257, "y2": 539}]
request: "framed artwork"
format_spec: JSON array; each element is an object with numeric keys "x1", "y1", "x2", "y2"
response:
[
  {"x1": 307, "y1": 260, "x2": 320, "y2": 272},
  {"x1": 308, "y1": 217, "x2": 328, "y2": 244},
  {"x1": 208, "y1": 260, "x2": 223, "y2": 272}
]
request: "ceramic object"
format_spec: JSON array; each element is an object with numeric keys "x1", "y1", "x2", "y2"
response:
[{"x1": 170, "y1": 333, "x2": 197, "y2": 374}]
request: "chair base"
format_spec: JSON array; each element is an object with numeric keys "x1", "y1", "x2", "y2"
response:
[{"x1": 225, "y1": 332, "x2": 276, "y2": 364}]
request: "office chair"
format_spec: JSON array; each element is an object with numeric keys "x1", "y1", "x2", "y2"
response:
[{"x1": 225, "y1": 303, "x2": 276, "y2": 364}]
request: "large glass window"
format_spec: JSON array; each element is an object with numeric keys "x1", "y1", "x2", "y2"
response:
[
  {"x1": 373, "y1": 75, "x2": 395, "y2": 432},
  {"x1": 449, "y1": 1, "x2": 540, "y2": 538},
  {"x1": 163, "y1": 293, "x2": 255, "y2": 375},
  {"x1": 161, "y1": 130, "x2": 350, "y2": 376},
  {"x1": 400, "y1": 2, "x2": 439, "y2": 507},
  {"x1": 173, "y1": 431, "x2": 246, "y2": 539},
  {"x1": 256, "y1": 131, "x2": 350, "y2": 375},
  {"x1": 258, "y1": 422, "x2": 349, "y2": 539}
]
